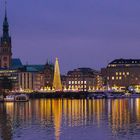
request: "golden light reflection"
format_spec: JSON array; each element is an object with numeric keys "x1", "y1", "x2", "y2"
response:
[
  {"x1": 5, "y1": 102, "x2": 14, "y2": 117},
  {"x1": 52, "y1": 99, "x2": 62, "y2": 140},
  {"x1": 110, "y1": 99, "x2": 130, "y2": 134},
  {"x1": 1, "y1": 99, "x2": 140, "y2": 139},
  {"x1": 135, "y1": 98, "x2": 140, "y2": 121}
]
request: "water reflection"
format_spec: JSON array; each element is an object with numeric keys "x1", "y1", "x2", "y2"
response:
[
  {"x1": 0, "y1": 99, "x2": 140, "y2": 140},
  {"x1": 0, "y1": 104, "x2": 13, "y2": 140}
]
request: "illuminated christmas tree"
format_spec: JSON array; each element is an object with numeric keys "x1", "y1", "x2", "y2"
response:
[{"x1": 53, "y1": 58, "x2": 62, "y2": 91}]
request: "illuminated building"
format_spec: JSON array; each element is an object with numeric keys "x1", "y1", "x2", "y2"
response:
[
  {"x1": 18, "y1": 65, "x2": 44, "y2": 91},
  {"x1": 0, "y1": 6, "x2": 24, "y2": 92},
  {"x1": 0, "y1": 69, "x2": 19, "y2": 91},
  {"x1": 0, "y1": 6, "x2": 12, "y2": 68},
  {"x1": 43, "y1": 61, "x2": 54, "y2": 89},
  {"x1": 101, "y1": 59, "x2": 140, "y2": 91},
  {"x1": 66, "y1": 68, "x2": 102, "y2": 91},
  {"x1": 53, "y1": 58, "x2": 62, "y2": 91},
  {"x1": 94, "y1": 74, "x2": 104, "y2": 90},
  {"x1": 0, "y1": 58, "x2": 22, "y2": 91},
  {"x1": 61, "y1": 75, "x2": 67, "y2": 90}
]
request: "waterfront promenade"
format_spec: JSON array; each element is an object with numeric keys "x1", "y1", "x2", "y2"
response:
[{"x1": 7, "y1": 91, "x2": 140, "y2": 99}]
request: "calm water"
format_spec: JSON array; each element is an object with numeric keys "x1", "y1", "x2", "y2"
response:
[{"x1": 0, "y1": 99, "x2": 140, "y2": 140}]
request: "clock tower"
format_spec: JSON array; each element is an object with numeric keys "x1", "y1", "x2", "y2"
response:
[{"x1": 0, "y1": 7, "x2": 12, "y2": 68}]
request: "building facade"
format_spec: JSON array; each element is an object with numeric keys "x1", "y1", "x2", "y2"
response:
[
  {"x1": 0, "y1": 10, "x2": 12, "y2": 68},
  {"x1": 66, "y1": 68, "x2": 102, "y2": 91},
  {"x1": 0, "y1": 69, "x2": 19, "y2": 91},
  {"x1": 101, "y1": 59, "x2": 140, "y2": 91},
  {"x1": 18, "y1": 66, "x2": 44, "y2": 91},
  {"x1": 43, "y1": 62, "x2": 54, "y2": 89}
]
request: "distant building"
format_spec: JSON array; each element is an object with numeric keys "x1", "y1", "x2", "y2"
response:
[
  {"x1": 18, "y1": 65, "x2": 44, "y2": 91},
  {"x1": 94, "y1": 74, "x2": 104, "y2": 90},
  {"x1": 43, "y1": 62, "x2": 54, "y2": 89},
  {"x1": 0, "y1": 9, "x2": 12, "y2": 68},
  {"x1": 101, "y1": 59, "x2": 140, "y2": 91},
  {"x1": 66, "y1": 68, "x2": 102, "y2": 91},
  {"x1": 61, "y1": 75, "x2": 67, "y2": 90},
  {"x1": 0, "y1": 69, "x2": 19, "y2": 91},
  {"x1": 11, "y1": 58, "x2": 23, "y2": 69},
  {"x1": 0, "y1": 58, "x2": 23, "y2": 91}
]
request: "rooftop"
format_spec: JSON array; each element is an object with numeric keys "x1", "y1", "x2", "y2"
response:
[
  {"x1": 108, "y1": 59, "x2": 140, "y2": 67},
  {"x1": 22, "y1": 65, "x2": 45, "y2": 72},
  {"x1": 11, "y1": 58, "x2": 23, "y2": 69},
  {"x1": 67, "y1": 67, "x2": 99, "y2": 75}
]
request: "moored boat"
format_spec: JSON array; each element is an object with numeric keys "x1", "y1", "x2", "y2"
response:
[
  {"x1": 4, "y1": 95, "x2": 15, "y2": 102},
  {"x1": 94, "y1": 94, "x2": 105, "y2": 99},
  {"x1": 106, "y1": 94, "x2": 115, "y2": 99},
  {"x1": 15, "y1": 94, "x2": 29, "y2": 102},
  {"x1": 130, "y1": 94, "x2": 140, "y2": 98}
]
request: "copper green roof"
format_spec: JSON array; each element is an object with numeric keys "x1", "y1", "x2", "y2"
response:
[{"x1": 11, "y1": 58, "x2": 23, "y2": 69}]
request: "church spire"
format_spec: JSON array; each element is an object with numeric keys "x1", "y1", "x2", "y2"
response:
[
  {"x1": 5, "y1": 0, "x2": 7, "y2": 18},
  {"x1": 3, "y1": 0, "x2": 9, "y2": 37},
  {"x1": 0, "y1": 0, "x2": 12, "y2": 69}
]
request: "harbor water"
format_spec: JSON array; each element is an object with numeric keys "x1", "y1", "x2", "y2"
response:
[{"x1": 0, "y1": 98, "x2": 140, "y2": 140}]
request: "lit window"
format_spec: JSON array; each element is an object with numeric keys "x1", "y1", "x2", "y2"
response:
[
  {"x1": 125, "y1": 64, "x2": 130, "y2": 67},
  {"x1": 119, "y1": 77, "x2": 122, "y2": 80},
  {"x1": 123, "y1": 72, "x2": 125, "y2": 75},
  {"x1": 116, "y1": 72, "x2": 118, "y2": 75},
  {"x1": 81, "y1": 81, "x2": 83, "y2": 84},
  {"x1": 119, "y1": 72, "x2": 122, "y2": 75},
  {"x1": 75, "y1": 81, "x2": 77, "y2": 84},
  {"x1": 112, "y1": 77, "x2": 115, "y2": 80},
  {"x1": 107, "y1": 77, "x2": 109, "y2": 80},
  {"x1": 116, "y1": 77, "x2": 118, "y2": 80},
  {"x1": 84, "y1": 81, "x2": 87, "y2": 84},
  {"x1": 69, "y1": 81, "x2": 71, "y2": 84},
  {"x1": 78, "y1": 81, "x2": 80, "y2": 84},
  {"x1": 111, "y1": 64, "x2": 116, "y2": 67},
  {"x1": 127, "y1": 72, "x2": 130, "y2": 75},
  {"x1": 72, "y1": 81, "x2": 74, "y2": 84}
]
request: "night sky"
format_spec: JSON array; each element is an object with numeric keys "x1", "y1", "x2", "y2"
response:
[{"x1": 1, "y1": 0, "x2": 140, "y2": 73}]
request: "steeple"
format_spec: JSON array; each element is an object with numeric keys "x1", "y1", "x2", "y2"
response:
[
  {"x1": 0, "y1": 0, "x2": 12, "y2": 68},
  {"x1": 3, "y1": 1, "x2": 9, "y2": 37}
]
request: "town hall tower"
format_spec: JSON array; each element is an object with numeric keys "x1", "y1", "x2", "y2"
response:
[{"x1": 0, "y1": 6, "x2": 12, "y2": 68}]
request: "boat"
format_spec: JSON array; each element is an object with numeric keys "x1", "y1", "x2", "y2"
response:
[
  {"x1": 4, "y1": 95, "x2": 15, "y2": 102},
  {"x1": 94, "y1": 94, "x2": 105, "y2": 99},
  {"x1": 130, "y1": 94, "x2": 140, "y2": 98},
  {"x1": 15, "y1": 94, "x2": 29, "y2": 102},
  {"x1": 106, "y1": 94, "x2": 115, "y2": 99}
]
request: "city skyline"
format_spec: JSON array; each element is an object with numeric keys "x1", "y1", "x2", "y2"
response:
[{"x1": 0, "y1": 0, "x2": 140, "y2": 73}]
